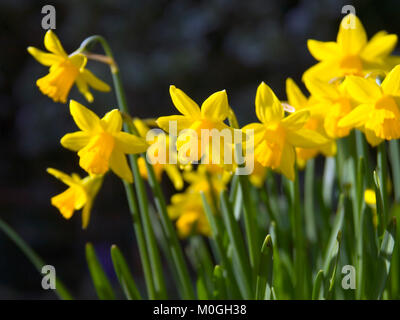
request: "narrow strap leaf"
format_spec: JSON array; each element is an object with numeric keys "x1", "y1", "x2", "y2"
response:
[
  {"x1": 110, "y1": 245, "x2": 142, "y2": 300},
  {"x1": 86, "y1": 242, "x2": 115, "y2": 300}
]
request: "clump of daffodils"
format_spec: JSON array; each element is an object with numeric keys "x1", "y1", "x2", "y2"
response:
[{"x1": 22, "y1": 13, "x2": 400, "y2": 300}]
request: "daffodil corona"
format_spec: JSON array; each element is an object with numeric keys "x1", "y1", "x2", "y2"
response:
[
  {"x1": 47, "y1": 168, "x2": 103, "y2": 229},
  {"x1": 61, "y1": 100, "x2": 148, "y2": 182},
  {"x1": 28, "y1": 30, "x2": 110, "y2": 103}
]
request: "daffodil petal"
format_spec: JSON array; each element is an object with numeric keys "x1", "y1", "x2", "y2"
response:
[
  {"x1": 381, "y1": 65, "x2": 400, "y2": 96},
  {"x1": 337, "y1": 14, "x2": 367, "y2": 55},
  {"x1": 201, "y1": 90, "x2": 229, "y2": 121},
  {"x1": 164, "y1": 165, "x2": 184, "y2": 190},
  {"x1": 255, "y1": 82, "x2": 283, "y2": 123},
  {"x1": 362, "y1": 31, "x2": 397, "y2": 60},
  {"x1": 307, "y1": 40, "x2": 340, "y2": 61},
  {"x1": 131, "y1": 119, "x2": 150, "y2": 140},
  {"x1": 286, "y1": 128, "x2": 328, "y2": 148},
  {"x1": 285, "y1": 78, "x2": 308, "y2": 109},
  {"x1": 169, "y1": 85, "x2": 201, "y2": 117},
  {"x1": 282, "y1": 109, "x2": 310, "y2": 130},
  {"x1": 114, "y1": 132, "x2": 148, "y2": 154},
  {"x1": 101, "y1": 109, "x2": 122, "y2": 133},
  {"x1": 47, "y1": 168, "x2": 78, "y2": 187},
  {"x1": 81, "y1": 69, "x2": 111, "y2": 92},
  {"x1": 60, "y1": 131, "x2": 91, "y2": 151},
  {"x1": 81, "y1": 199, "x2": 93, "y2": 229},
  {"x1": 69, "y1": 100, "x2": 101, "y2": 132},
  {"x1": 27, "y1": 47, "x2": 63, "y2": 66},
  {"x1": 338, "y1": 104, "x2": 372, "y2": 128},
  {"x1": 44, "y1": 30, "x2": 67, "y2": 57},
  {"x1": 343, "y1": 76, "x2": 381, "y2": 103},
  {"x1": 75, "y1": 76, "x2": 94, "y2": 103},
  {"x1": 364, "y1": 128, "x2": 383, "y2": 147},
  {"x1": 156, "y1": 115, "x2": 194, "y2": 133},
  {"x1": 69, "y1": 54, "x2": 87, "y2": 70},
  {"x1": 109, "y1": 150, "x2": 133, "y2": 183},
  {"x1": 279, "y1": 143, "x2": 295, "y2": 181},
  {"x1": 304, "y1": 76, "x2": 340, "y2": 100}
]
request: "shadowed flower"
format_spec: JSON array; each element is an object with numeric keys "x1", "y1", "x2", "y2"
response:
[
  {"x1": 28, "y1": 30, "x2": 110, "y2": 103},
  {"x1": 338, "y1": 65, "x2": 400, "y2": 146},
  {"x1": 304, "y1": 14, "x2": 399, "y2": 82},
  {"x1": 285, "y1": 78, "x2": 336, "y2": 168},
  {"x1": 242, "y1": 82, "x2": 328, "y2": 180},
  {"x1": 133, "y1": 118, "x2": 184, "y2": 190},
  {"x1": 47, "y1": 168, "x2": 103, "y2": 229},
  {"x1": 168, "y1": 192, "x2": 211, "y2": 238},
  {"x1": 303, "y1": 77, "x2": 355, "y2": 139},
  {"x1": 61, "y1": 100, "x2": 148, "y2": 182}
]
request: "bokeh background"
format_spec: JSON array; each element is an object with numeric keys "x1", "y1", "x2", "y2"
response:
[{"x1": 0, "y1": 0, "x2": 399, "y2": 299}]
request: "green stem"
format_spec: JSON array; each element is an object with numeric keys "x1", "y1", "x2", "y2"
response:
[
  {"x1": 389, "y1": 140, "x2": 400, "y2": 203},
  {"x1": 304, "y1": 158, "x2": 317, "y2": 243},
  {"x1": 123, "y1": 182, "x2": 156, "y2": 299},
  {"x1": 289, "y1": 167, "x2": 309, "y2": 299},
  {"x1": 144, "y1": 159, "x2": 195, "y2": 299},
  {"x1": 238, "y1": 172, "x2": 259, "y2": 280},
  {"x1": 377, "y1": 142, "x2": 389, "y2": 227},
  {"x1": 80, "y1": 35, "x2": 167, "y2": 299}
]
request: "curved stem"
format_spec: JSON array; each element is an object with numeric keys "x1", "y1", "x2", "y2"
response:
[{"x1": 80, "y1": 35, "x2": 167, "y2": 299}]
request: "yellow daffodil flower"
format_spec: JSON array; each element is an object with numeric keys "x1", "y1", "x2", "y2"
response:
[
  {"x1": 156, "y1": 85, "x2": 233, "y2": 165},
  {"x1": 285, "y1": 78, "x2": 336, "y2": 168},
  {"x1": 303, "y1": 77, "x2": 355, "y2": 139},
  {"x1": 28, "y1": 30, "x2": 110, "y2": 103},
  {"x1": 304, "y1": 14, "x2": 399, "y2": 82},
  {"x1": 338, "y1": 65, "x2": 400, "y2": 146},
  {"x1": 168, "y1": 192, "x2": 211, "y2": 238},
  {"x1": 60, "y1": 100, "x2": 148, "y2": 182},
  {"x1": 242, "y1": 82, "x2": 328, "y2": 180},
  {"x1": 183, "y1": 164, "x2": 230, "y2": 197},
  {"x1": 47, "y1": 168, "x2": 103, "y2": 229},
  {"x1": 133, "y1": 118, "x2": 184, "y2": 190}
]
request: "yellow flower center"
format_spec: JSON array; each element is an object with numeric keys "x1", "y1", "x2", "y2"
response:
[
  {"x1": 255, "y1": 123, "x2": 286, "y2": 169},
  {"x1": 339, "y1": 55, "x2": 363, "y2": 75},
  {"x1": 366, "y1": 95, "x2": 400, "y2": 140},
  {"x1": 36, "y1": 58, "x2": 80, "y2": 103},
  {"x1": 375, "y1": 95, "x2": 400, "y2": 117},
  {"x1": 78, "y1": 131, "x2": 115, "y2": 175}
]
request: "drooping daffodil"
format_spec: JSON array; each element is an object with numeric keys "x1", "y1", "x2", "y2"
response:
[{"x1": 28, "y1": 30, "x2": 110, "y2": 103}]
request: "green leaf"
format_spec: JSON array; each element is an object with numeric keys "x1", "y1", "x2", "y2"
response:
[
  {"x1": 0, "y1": 217, "x2": 73, "y2": 300},
  {"x1": 219, "y1": 190, "x2": 253, "y2": 299},
  {"x1": 374, "y1": 170, "x2": 385, "y2": 236},
  {"x1": 255, "y1": 235, "x2": 273, "y2": 300},
  {"x1": 110, "y1": 245, "x2": 142, "y2": 300},
  {"x1": 86, "y1": 243, "x2": 115, "y2": 300},
  {"x1": 323, "y1": 195, "x2": 345, "y2": 272},
  {"x1": 374, "y1": 218, "x2": 397, "y2": 299},
  {"x1": 312, "y1": 270, "x2": 324, "y2": 300},
  {"x1": 197, "y1": 274, "x2": 210, "y2": 300},
  {"x1": 212, "y1": 265, "x2": 227, "y2": 299}
]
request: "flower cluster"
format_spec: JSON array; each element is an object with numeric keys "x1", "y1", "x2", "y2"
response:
[{"x1": 30, "y1": 13, "x2": 400, "y2": 237}]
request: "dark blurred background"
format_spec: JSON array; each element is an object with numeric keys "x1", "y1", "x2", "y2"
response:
[{"x1": 0, "y1": 0, "x2": 399, "y2": 299}]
